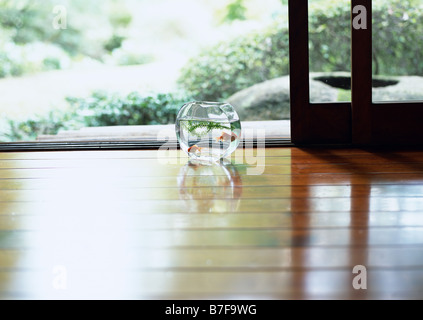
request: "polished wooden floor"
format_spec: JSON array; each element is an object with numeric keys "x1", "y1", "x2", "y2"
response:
[{"x1": 1, "y1": 146, "x2": 423, "y2": 299}]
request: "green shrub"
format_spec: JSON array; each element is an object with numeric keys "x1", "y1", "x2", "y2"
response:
[
  {"x1": 178, "y1": 0, "x2": 423, "y2": 101},
  {"x1": 372, "y1": 0, "x2": 423, "y2": 75},
  {"x1": 309, "y1": 0, "x2": 423, "y2": 75},
  {"x1": 104, "y1": 34, "x2": 125, "y2": 53},
  {"x1": 222, "y1": 0, "x2": 247, "y2": 23},
  {"x1": 308, "y1": 0, "x2": 351, "y2": 73},
  {"x1": 110, "y1": 48, "x2": 155, "y2": 66},
  {"x1": 0, "y1": 0, "x2": 134, "y2": 76},
  {"x1": 0, "y1": 42, "x2": 70, "y2": 78},
  {"x1": 0, "y1": 0, "x2": 83, "y2": 56},
  {"x1": 0, "y1": 52, "x2": 23, "y2": 77},
  {"x1": 177, "y1": 21, "x2": 289, "y2": 101},
  {"x1": 42, "y1": 57, "x2": 62, "y2": 71},
  {"x1": 67, "y1": 91, "x2": 190, "y2": 127},
  {"x1": 2, "y1": 91, "x2": 191, "y2": 142},
  {"x1": 3, "y1": 108, "x2": 80, "y2": 142}
]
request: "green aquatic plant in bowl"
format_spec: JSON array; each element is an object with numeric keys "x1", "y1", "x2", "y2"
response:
[{"x1": 175, "y1": 101, "x2": 241, "y2": 162}]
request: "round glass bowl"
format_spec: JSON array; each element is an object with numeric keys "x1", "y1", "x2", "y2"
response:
[{"x1": 175, "y1": 101, "x2": 241, "y2": 162}]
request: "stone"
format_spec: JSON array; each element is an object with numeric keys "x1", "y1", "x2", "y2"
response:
[
  {"x1": 227, "y1": 72, "x2": 423, "y2": 121},
  {"x1": 372, "y1": 75, "x2": 423, "y2": 101},
  {"x1": 227, "y1": 75, "x2": 338, "y2": 121}
]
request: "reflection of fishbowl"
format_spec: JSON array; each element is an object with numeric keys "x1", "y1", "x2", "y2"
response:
[
  {"x1": 175, "y1": 101, "x2": 241, "y2": 162},
  {"x1": 177, "y1": 160, "x2": 243, "y2": 213}
]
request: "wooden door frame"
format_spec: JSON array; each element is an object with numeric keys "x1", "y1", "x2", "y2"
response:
[
  {"x1": 352, "y1": 0, "x2": 423, "y2": 146},
  {"x1": 289, "y1": 0, "x2": 423, "y2": 146},
  {"x1": 289, "y1": 0, "x2": 352, "y2": 145}
]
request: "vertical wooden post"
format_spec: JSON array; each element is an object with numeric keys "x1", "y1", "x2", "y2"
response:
[
  {"x1": 351, "y1": 0, "x2": 372, "y2": 145},
  {"x1": 289, "y1": 0, "x2": 352, "y2": 145},
  {"x1": 289, "y1": 0, "x2": 310, "y2": 144}
]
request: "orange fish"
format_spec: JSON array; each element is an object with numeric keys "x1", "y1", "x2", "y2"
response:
[
  {"x1": 215, "y1": 132, "x2": 237, "y2": 142},
  {"x1": 187, "y1": 144, "x2": 203, "y2": 153}
]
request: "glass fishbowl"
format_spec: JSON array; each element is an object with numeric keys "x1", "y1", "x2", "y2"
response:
[{"x1": 175, "y1": 101, "x2": 241, "y2": 162}]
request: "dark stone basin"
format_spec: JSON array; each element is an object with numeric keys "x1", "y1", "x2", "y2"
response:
[{"x1": 313, "y1": 75, "x2": 399, "y2": 90}]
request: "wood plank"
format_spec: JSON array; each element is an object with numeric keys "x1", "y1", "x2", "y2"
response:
[
  {"x1": 2, "y1": 247, "x2": 423, "y2": 269},
  {"x1": 3, "y1": 164, "x2": 423, "y2": 179},
  {"x1": 1, "y1": 146, "x2": 423, "y2": 299},
  {"x1": 0, "y1": 269, "x2": 422, "y2": 299},
  {"x1": 1, "y1": 184, "x2": 423, "y2": 201},
  {"x1": 2, "y1": 147, "x2": 423, "y2": 160},
  {"x1": 3, "y1": 157, "x2": 423, "y2": 168},
  {"x1": 1, "y1": 228, "x2": 423, "y2": 249},
  {"x1": 0, "y1": 148, "x2": 282, "y2": 160},
  {"x1": 2, "y1": 174, "x2": 423, "y2": 192},
  {"x1": 0, "y1": 168, "x2": 278, "y2": 179},
  {"x1": 1, "y1": 197, "x2": 423, "y2": 215},
  {"x1": 1, "y1": 211, "x2": 423, "y2": 231}
]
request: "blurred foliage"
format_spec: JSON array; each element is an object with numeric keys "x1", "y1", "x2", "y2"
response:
[
  {"x1": 2, "y1": 91, "x2": 191, "y2": 141},
  {"x1": 0, "y1": 42, "x2": 71, "y2": 77},
  {"x1": 310, "y1": 0, "x2": 423, "y2": 76},
  {"x1": 66, "y1": 91, "x2": 190, "y2": 127},
  {"x1": 222, "y1": 0, "x2": 247, "y2": 23},
  {"x1": 308, "y1": 0, "x2": 351, "y2": 73},
  {"x1": 0, "y1": 51, "x2": 23, "y2": 77},
  {"x1": 108, "y1": 2, "x2": 132, "y2": 29},
  {"x1": 372, "y1": 0, "x2": 423, "y2": 75},
  {"x1": 104, "y1": 34, "x2": 125, "y2": 53},
  {"x1": 0, "y1": 0, "x2": 82, "y2": 54},
  {"x1": 103, "y1": 1, "x2": 132, "y2": 53},
  {"x1": 0, "y1": 0, "x2": 135, "y2": 78},
  {"x1": 3, "y1": 0, "x2": 423, "y2": 141},
  {"x1": 0, "y1": 0, "x2": 79, "y2": 77},
  {"x1": 177, "y1": 21, "x2": 289, "y2": 101},
  {"x1": 111, "y1": 51, "x2": 155, "y2": 66},
  {"x1": 178, "y1": 0, "x2": 423, "y2": 101},
  {"x1": 4, "y1": 108, "x2": 80, "y2": 142}
]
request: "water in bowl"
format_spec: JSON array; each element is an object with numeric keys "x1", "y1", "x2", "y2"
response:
[{"x1": 176, "y1": 117, "x2": 241, "y2": 162}]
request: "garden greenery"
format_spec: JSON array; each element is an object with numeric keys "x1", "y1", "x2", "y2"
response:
[
  {"x1": 0, "y1": 0, "x2": 135, "y2": 77},
  {"x1": 3, "y1": 91, "x2": 191, "y2": 142},
  {"x1": 4, "y1": 0, "x2": 423, "y2": 141},
  {"x1": 178, "y1": 0, "x2": 423, "y2": 101}
]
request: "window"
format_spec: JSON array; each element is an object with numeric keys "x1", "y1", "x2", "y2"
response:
[
  {"x1": 290, "y1": 0, "x2": 423, "y2": 145},
  {"x1": 352, "y1": 0, "x2": 423, "y2": 145},
  {"x1": 290, "y1": 0, "x2": 351, "y2": 144},
  {"x1": 0, "y1": 0, "x2": 291, "y2": 151},
  {"x1": 2, "y1": 0, "x2": 421, "y2": 151}
]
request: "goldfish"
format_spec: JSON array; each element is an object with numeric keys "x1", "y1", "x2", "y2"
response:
[
  {"x1": 187, "y1": 144, "x2": 203, "y2": 154},
  {"x1": 215, "y1": 132, "x2": 238, "y2": 142}
]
